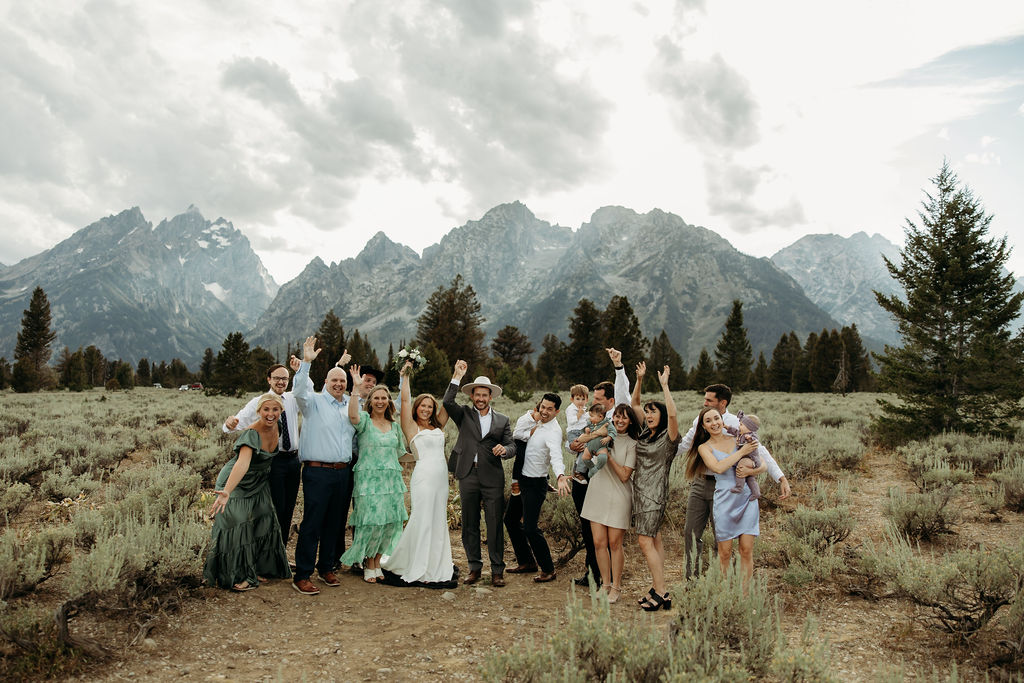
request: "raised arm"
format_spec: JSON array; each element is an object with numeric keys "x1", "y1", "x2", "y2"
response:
[
  {"x1": 657, "y1": 365, "x2": 679, "y2": 441},
  {"x1": 223, "y1": 395, "x2": 259, "y2": 433},
  {"x1": 608, "y1": 347, "x2": 631, "y2": 408},
  {"x1": 348, "y1": 363, "x2": 364, "y2": 425},
  {"x1": 443, "y1": 360, "x2": 467, "y2": 425},
  {"x1": 291, "y1": 337, "x2": 320, "y2": 413},
  {"x1": 399, "y1": 362, "x2": 416, "y2": 440},
  {"x1": 630, "y1": 361, "x2": 646, "y2": 423}
]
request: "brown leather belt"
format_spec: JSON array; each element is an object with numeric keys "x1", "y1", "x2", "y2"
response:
[{"x1": 305, "y1": 461, "x2": 349, "y2": 469}]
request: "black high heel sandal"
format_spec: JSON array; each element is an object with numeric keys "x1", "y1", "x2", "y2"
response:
[
  {"x1": 640, "y1": 591, "x2": 671, "y2": 611},
  {"x1": 636, "y1": 587, "x2": 656, "y2": 605}
]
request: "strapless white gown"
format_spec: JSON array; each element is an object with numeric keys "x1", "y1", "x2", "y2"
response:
[{"x1": 381, "y1": 428, "x2": 454, "y2": 582}]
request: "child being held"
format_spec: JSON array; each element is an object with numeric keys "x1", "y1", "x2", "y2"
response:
[
  {"x1": 567, "y1": 403, "x2": 615, "y2": 484},
  {"x1": 565, "y1": 384, "x2": 589, "y2": 437},
  {"x1": 726, "y1": 412, "x2": 761, "y2": 501}
]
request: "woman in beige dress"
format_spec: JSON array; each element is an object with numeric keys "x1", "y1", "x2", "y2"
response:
[{"x1": 580, "y1": 404, "x2": 642, "y2": 603}]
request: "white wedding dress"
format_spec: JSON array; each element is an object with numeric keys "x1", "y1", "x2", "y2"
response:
[{"x1": 381, "y1": 428, "x2": 454, "y2": 583}]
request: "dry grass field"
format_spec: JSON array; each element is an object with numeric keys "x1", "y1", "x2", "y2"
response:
[{"x1": 3, "y1": 387, "x2": 1024, "y2": 681}]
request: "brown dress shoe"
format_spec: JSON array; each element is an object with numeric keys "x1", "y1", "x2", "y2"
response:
[
  {"x1": 533, "y1": 571, "x2": 557, "y2": 583},
  {"x1": 507, "y1": 564, "x2": 538, "y2": 574},
  {"x1": 319, "y1": 571, "x2": 341, "y2": 587},
  {"x1": 463, "y1": 570, "x2": 481, "y2": 585},
  {"x1": 292, "y1": 578, "x2": 320, "y2": 595},
  {"x1": 491, "y1": 574, "x2": 506, "y2": 587}
]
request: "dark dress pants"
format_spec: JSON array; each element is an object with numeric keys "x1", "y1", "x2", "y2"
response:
[
  {"x1": 571, "y1": 478, "x2": 600, "y2": 583},
  {"x1": 683, "y1": 475, "x2": 716, "y2": 579},
  {"x1": 518, "y1": 476, "x2": 555, "y2": 573},
  {"x1": 504, "y1": 490, "x2": 535, "y2": 567},
  {"x1": 268, "y1": 451, "x2": 301, "y2": 545},
  {"x1": 460, "y1": 468, "x2": 506, "y2": 575},
  {"x1": 333, "y1": 440, "x2": 358, "y2": 567},
  {"x1": 294, "y1": 464, "x2": 350, "y2": 581}
]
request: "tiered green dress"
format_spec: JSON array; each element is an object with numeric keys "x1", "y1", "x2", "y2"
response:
[
  {"x1": 202, "y1": 430, "x2": 291, "y2": 589},
  {"x1": 340, "y1": 413, "x2": 408, "y2": 564}
]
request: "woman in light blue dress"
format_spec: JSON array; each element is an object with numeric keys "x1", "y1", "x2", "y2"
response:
[{"x1": 684, "y1": 406, "x2": 761, "y2": 583}]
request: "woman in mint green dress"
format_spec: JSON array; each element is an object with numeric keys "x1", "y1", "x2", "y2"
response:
[
  {"x1": 203, "y1": 393, "x2": 292, "y2": 591},
  {"x1": 343, "y1": 365, "x2": 408, "y2": 582}
]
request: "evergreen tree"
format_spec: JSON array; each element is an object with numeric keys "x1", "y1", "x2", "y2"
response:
[
  {"x1": 874, "y1": 162, "x2": 1024, "y2": 441},
  {"x1": 56, "y1": 346, "x2": 75, "y2": 388},
  {"x1": 768, "y1": 332, "x2": 798, "y2": 392},
  {"x1": 311, "y1": 309, "x2": 346, "y2": 389},
  {"x1": 491, "y1": 325, "x2": 534, "y2": 368},
  {"x1": 536, "y1": 333, "x2": 567, "y2": 387},
  {"x1": 840, "y1": 324, "x2": 873, "y2": 391},
  {"x1": 115, "y1": 360, "x2": 135, "y2": 389},
  {"x1": 248, "y1": 346, "x2": 277, "y2": 390},
  {"x1": 713, "y1": 300, "x2": 753, "y2": 391},
  {"x1": 0, "y1": 357, "x2": 11, "y2": 389},
  {"x1": 83, "y1": 345, "x2": 106, "y2": 387},
  {"x1": 790, "y1": 332, "x2": 816, "y2": 392},
  {"x1": 168, "y1": 359, "x2": 192, "y2": 387},
  {"x1": 137, "y1": 358, "x2": 151, "y2": 386},
  {"x1": 383, "y1": 343, "x2": 400, "y2": 389},
  {"x1": 692, "y1": 348, "x2": 716, "y2": 390},
  {"x1": 808, "y1": 328, "x2": 842, "y2": 392},
  {"x1": 213, "y1": 332, "x2": 252, "y2": 394},
  {"x1": 346, "y1": 329, "x2": 380, "y2": 370},
  {"x1": 411, "y1": 342, "x2": 451, "y2": 396},
  {"x1": 416, "y1": 274, "x2": 486, "y2": 369},
  {"x1": 199, "y1": 348, "x2": 215, "y2": 384},
  {"x1": 12, "y1": 286, "x2": 58, "y2": 392},
  {"x1": 751, "y1": 352, "x2": 770, "y2": 391},
  {"x1": 602, "y1": 295, "x2": 649, "y2": 373},
  {"x1": 66, "y1": 349, "x2": 87, "y2": 392},
  {"x1": 564, "y1": 298, "x2": 606, "y2": 388},
  {"x1": 649, "y1": 330, "x2": 685, "y2": 392}
]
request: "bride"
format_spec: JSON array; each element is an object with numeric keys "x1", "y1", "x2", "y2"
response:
[{"x1": 381, "y1": 361, "x2": 455, "y2": 585}]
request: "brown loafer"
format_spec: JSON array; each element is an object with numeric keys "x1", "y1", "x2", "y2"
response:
[
  {"x1": 319, "y1": 571, "x2": 341, "y2": 587},
  {"x1": 292, "y1": 578, "x2": 320, "y2": 595},
  {"x1": 507, "y1": 564, "x2": 538, "y2": 574},
  {"x1": 463, "y1": 570, "x2": 481, "y2": 585},
  {"x1": 533, "y1": 571, "x2": 557, "y2": 583},
  {"x1": 491, "y1": 574, "x2": 506, "y2": 588}
]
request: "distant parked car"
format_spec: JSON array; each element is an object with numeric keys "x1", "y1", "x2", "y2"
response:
[
  {"x1": 152, "y1": 383, "x2": 163, "y2": 388},
  {"x1": 189, "y1": 383, "x2": 204, "y2": 391},
  {"x1": 179, "y1": 384, "x2": 189, "y2": 391}
]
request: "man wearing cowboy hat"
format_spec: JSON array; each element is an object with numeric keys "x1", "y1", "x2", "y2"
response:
[{"x1": 443, "y1": 359, "x2": 517, "y2": 587}]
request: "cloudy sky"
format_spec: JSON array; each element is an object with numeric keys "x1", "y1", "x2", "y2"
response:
[{"x1": 3, "y1": 1, "x2": 1024, "y2": 283}]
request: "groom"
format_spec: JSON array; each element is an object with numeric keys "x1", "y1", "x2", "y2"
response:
[{"x1": 444, "y1": 360, "x2": 517, "y2": 587}]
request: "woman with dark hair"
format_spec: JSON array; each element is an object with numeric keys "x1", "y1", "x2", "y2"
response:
[
  {"x1": 380, "y1": 362, "x2": 455, "y2": 586},
  {"x1": 629, "y1": 362, "x2": 680, "y2": 611},
  {"x1": 343, "y1": 364, "x2": 408, "y2": 582},
  {"x1": 580, "y1": 403, "x2": 642, "y2": 603},
  {"x1": 684, "y1": 406, "x2": 761, "y2": 583}
]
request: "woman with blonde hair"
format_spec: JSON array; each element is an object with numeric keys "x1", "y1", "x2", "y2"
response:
[
  {"x1": 342, "y1": 365, "x2": 409, "y2": 582},
  {"x1": 381, "y1": 361, "x2": 455, "y2": 586},
  {"x1": 204, "y1": 392, "x2": 291, "y2": 591}
]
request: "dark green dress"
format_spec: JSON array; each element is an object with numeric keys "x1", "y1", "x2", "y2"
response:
[{"x1": 203, "y1": 430, "x2": 291, "y2": 589}]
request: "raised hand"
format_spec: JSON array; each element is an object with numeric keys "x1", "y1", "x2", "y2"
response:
[
  {"x1": 302, "y1": 336, "x2": 321, "y2": 363},
  {"x1": 453, "y1": 359, "x2": 468, "y2": 381},
  {"x1": 349, "y1": 364, "x2": 364, "y2": 392},
  {"x1": 657, "y1": 365, "x2": 670, "y2": 386},
  {"x1": 607, "y1": 348, "x2": 622, "y2": 366},
  {"x1": 289, "y1": 355, "x2": 301, "y2": 372},
  {"x1": 399, "y1": 360, "x2": 413, "y2": 377},
  {"x1": 635, "y1": 360, "x2": 647, "y2": 381},
  {"x1": 224, "y1": 416, "x2": 239, "y2": 430},
  {"x1": 336, "y1": 348, "x2": 351, "y2": 368}
]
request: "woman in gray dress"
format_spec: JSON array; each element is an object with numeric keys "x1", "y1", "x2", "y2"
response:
[{"x1": 629, "y1": 362, "x2": 680, "y2": 611}]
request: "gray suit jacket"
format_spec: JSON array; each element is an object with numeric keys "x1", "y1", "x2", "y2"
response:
[{"x1": 443, "y1": 382, "x2": 516, "y2": 488}]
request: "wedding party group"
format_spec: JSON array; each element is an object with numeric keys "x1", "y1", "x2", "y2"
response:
[{"x1": 201, "y1": 336, "x2": 791, "y2": 610}]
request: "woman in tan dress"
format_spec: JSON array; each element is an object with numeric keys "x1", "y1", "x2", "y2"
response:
[{"x1": 580, "y1": 404, "x2": 642, "y2": 603}]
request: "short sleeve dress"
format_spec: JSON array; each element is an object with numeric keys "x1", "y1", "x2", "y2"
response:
[
  {"x1": 340, "y1": 413, "x2": 409, "y2": 564},
  {"x1": 580, "y1": 436, "x2": 637, "y2": 529},
  {"x1": 630, "y1": 429, "x2": 683, "y2": 537},
  {"x1": 203, "y1": 430, "x2": 291, "y2": 589},
  {"x1": 710, "y1": 447, "x2": 760, "y2": 541}
]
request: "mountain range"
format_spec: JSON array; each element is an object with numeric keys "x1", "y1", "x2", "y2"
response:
[{"x1": 10, "y1": 201, "x2": 1011, "y2": 369}]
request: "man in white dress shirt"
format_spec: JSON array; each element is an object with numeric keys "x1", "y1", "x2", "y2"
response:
[
  {"x1": 223, "y1": 359, "x2": 302, "y2": 547},
  {"x1": 512, "y1": 392, "x2": 571, "y2": 583},
  {"x1": 678, "y1": 383, "x2": 792, "y2": 578}
]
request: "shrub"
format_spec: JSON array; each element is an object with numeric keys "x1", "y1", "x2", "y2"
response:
[
  {"x1": 0, "y1": 481, "x2": 32, "y2": 521},
  {"x1": 0, "y1": 603, "x2": 87, "y2": 679},
  {"x1": 884, "y1": 486, "x2": 960, "y2": 541},
  {"x1": 992, "y1": 457, "x2": 1024, "y2": 512},
  {"x1": 39, "y1": 465, "x2": 101, "y2": 502},
  {"x1": 0, "y1": 527, "x2": 73, "y2": 600},
  {"x1": 902, "y1": 451, "x2": 974, "y2": 492},
  {"x1": 972, "y1": 484, "x2": 1006, "y2": 521},
  {"x1": 770, "y1": 616, "x2": 836, "y2": 682}
]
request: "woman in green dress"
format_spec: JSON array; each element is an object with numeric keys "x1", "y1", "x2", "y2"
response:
[
  {"x1": 203, "y1": 393, "x2": 292, "y2": 591},
  {"x1": 342, "y1": 364, "x2": 409, "y2": 583}
]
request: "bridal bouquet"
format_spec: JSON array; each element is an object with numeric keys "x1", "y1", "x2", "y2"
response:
[{"x1": 393, "y1": 346, "x2": 428, "y2": 376}]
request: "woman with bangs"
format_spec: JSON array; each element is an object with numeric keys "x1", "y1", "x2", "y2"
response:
[
  {"x1": 580, "y1": 403, "x2": 642, "y2": 604},
  {"x1": 629, "y1": 362, "x2": 681, "y2": 611},
  {"x1": 380, "y1": 361, "x2": 456, "y2": 586},
  {"x1": 343, "y1": 364, "x2": 409, "y2": 583},
  {"x1": 685, "y1": 406, "x2": 761, "y2": 584}
]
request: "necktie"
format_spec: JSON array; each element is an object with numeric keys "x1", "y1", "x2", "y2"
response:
[{"x1": 280, "y1": 409, "x2": 292, "y2": 452}]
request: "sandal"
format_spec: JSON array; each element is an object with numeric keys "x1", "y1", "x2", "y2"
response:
[
  {"x1": 608, "y1": 586, "x2": 621, "y2": 604},
  {"x1": 637, "y1": 587, "x2": 656, "y2": 605},
  {"x1": 363, "y1": 568, "x2": 379, "y2": 583},
  {"x1": 231, "y1": 582, "x2": 258, "y2": 592},
  {"x1": 640, "y1": 592, "x2": 671, "y2": 611}
]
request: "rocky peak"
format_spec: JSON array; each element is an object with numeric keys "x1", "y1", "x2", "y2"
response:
[{"x1": 355, "y1": 232, "x2": 420, "y2": 269}]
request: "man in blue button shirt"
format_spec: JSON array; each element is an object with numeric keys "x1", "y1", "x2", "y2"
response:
[{"x1": 291, "y1": 336, "x2": 354, "y2": 596}]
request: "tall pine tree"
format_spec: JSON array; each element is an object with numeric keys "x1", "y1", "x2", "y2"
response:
[
  {"x1": 12, "y1": 286, "x2": 58, "y2": 392},
  {"x1": 416, "y1": 275, "x2": 486, "y2": 370},
  {"x1": 564, "y1": 298, "x2": 606, "y2": 388},
  {"x1": 713, "y1": 300, "x2": 753, "y2": 391},
  {"x1": 491, "y1": 326, "x2": 534, "y2": 368},
  {"x1": 874, "y1": 162, "x2": 1024, "y2": 441},
  {"x1": 311, "y1": 309, "x2": 346, "y2": 388},
  {"x1": 691, "y1": 348, "x2": 717, "y2": 391},
  {"x1": 768, "y1": 332, "x2": 801, "y2": 392},
  {"x1": 602, "y1": 295, "x2": 649, "y2": 373}
]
